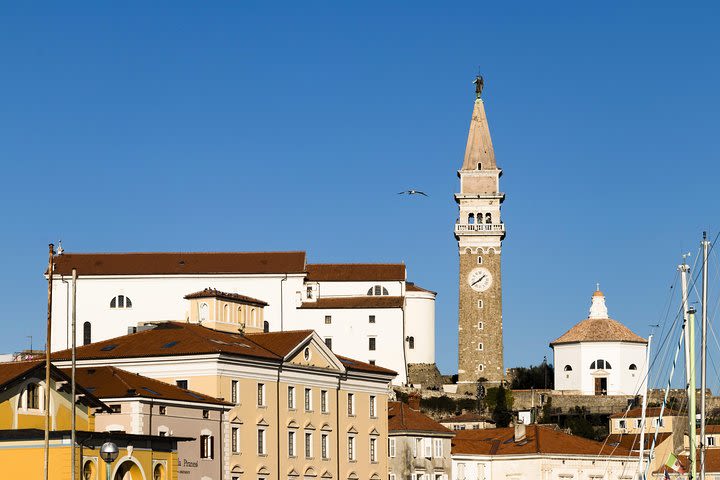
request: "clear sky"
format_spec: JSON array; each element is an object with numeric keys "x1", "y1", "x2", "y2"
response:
[{"x1": 2, "y1": 2, "x2": 720, "y2": 386}]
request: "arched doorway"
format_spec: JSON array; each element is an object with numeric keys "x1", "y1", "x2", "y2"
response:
[{"x1": 114, "y1": 460, "x2": 145, "y2": 480}]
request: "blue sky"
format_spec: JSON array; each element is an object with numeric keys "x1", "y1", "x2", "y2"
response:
[{"x1": 2, "y1": 2, "x2": 720, "y2": 386}]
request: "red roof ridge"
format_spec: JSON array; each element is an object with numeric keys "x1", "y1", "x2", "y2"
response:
[{"x1": 58, "y1": 250, "x2": 307, "y2": 256}]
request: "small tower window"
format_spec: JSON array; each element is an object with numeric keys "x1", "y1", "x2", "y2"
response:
[
  {"x1": 485, "y1": 213, "x2": 492, "y2": 224},
  {"x1": 477, "y1": 322, "x2": 483, "y2": 330},
  {"x1": 263, "y1": 320, "x2": 270, "y2": 333},
  {"x1": 477, "y1": 163, "x2": 482, "y2": 170},
  {"x1": 477, "y1": 300, "x2": 484, "y2": 309},
  {"x1": 629, "y1": 364, "x2": 637, "y2": 370},
  {"x1": 564, "y1": 365, "x2": 572, "y2": 371},
  {"x1": 468, "y1": 213, "x2": 475, "y2": 225},
  {"x1": 199, "y1": 303, "x2": 209, "y2": 323},
  {"x1": 477, "y1": 256, "x2": 483, "y2": 265},
  {"x1": 477, "y1": 343, "x2": 484, "y2": 351},
  {"x1": 407, "y1": 336, "x2": 415, "y2": 349},
  {"x1": 110, "y1": 295, "x2": 132, "y2": 309}
]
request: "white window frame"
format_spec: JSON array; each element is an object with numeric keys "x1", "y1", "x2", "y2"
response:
[
  {"x1": 288, "y1": 385, "x2": 296, "y2": 410},
  {"x1": 257, "y1": 428, "x2": 267, "y2": 455},
  {"x1": 434, "y1": 438, "x2": 443, "y2": 457},
  {"x1": 257, "y1": 383, "x2": 265, "y2": 407},
  {"x1": 347, "y1": 393, "x2": 355, "y2": 416},
  {"x1": 305, "y1": 388, "x2": 312, "y2": 412},
  {"x1": 348, "y1": 434, "x2": 356, "y2": 461},
  {"x1": 369, "y1": 395, "x2": 377, "y2": 418},
  {"x1": 231, "y1": 380, "x2": 239, "y2": 404},
  {"x1": 321, "y1": 433, "x2": 329, "y2": 460},
  {"x1": 232, "y1": 426, "x2": 240, "y2": 454},
  {"x1": 424, "y1": 437, "x2": 432, "y2": 458},
  {"x1": 305, "y1": 431, "x2": 313, "y2": 459},
  {"x1": 321, "y1": 390, "x2": 329, "y2": 413},
  {"x1": 370, "y1": 437, "x2": 377, "y2": 463},
  {"x1": 388, "y1": 437, "x2": 396, "y2": 457},
  {"x1": 288, "y1": 431, "x2": 296, "y2": 457}
]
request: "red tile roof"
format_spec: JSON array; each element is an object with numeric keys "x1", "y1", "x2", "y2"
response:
[
  {"x1": 52, "y1": 251, "x2": 307, "y2": 276},
  {"x1": 388, "y1": 401, "x2": 454, "y2": 435},
  {"x1": 609, "y1": 407, "x2": 679, "y2": 419},
  {"x1": 51, "y1": 322, "x2": 395, "y2": 377},
  {"x1": 184, "y1": 288, "x2": 268, "y2": 306},
  {"x1": 305, "y1": 264, "x2": 405, "y2": 282},
  {"x1": 550, "y1": 318, "x2": 647, "y2": 346},
  {"x1": 438, "y1": 413, "x2": 495, "y2": 424},
  {"x1": 66, "y1": 366, "x2": 231, "y2": 406},
  {"x1": 0, "y1": 360, "x2": 44, "y2": 389},
  {"x1": 452, "y1": 425, "x2": 633, "y2": 457},
  {"x1": 299, "y1": 296, "x2": 404, "y2": 309},
  {"x1": 605, "y1": 432, "x2": 672, "y2": 451},
  {"x1": 406, "y1": 282, "x2": 437, "y2": 295}
]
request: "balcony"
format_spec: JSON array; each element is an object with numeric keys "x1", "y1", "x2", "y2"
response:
[{"x1": 454, "y1": 223, "x2": 505, "y2": 235}]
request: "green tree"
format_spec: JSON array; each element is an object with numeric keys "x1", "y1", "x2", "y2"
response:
[
  {"x1": 509, "y1": 361, "x2": 554, "y2": 390},
  {"x1": 492, "y1": 385, "x2": 512, "y2": 427}
]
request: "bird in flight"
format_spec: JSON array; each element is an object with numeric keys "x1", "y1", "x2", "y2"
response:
[{"x1": 398, "y1": 189, "x2": 428, "y2": 197}]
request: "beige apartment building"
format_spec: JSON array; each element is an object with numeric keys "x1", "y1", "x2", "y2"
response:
[{"x1": 53, "y1": 317, "x2": 396, "y2": 480}]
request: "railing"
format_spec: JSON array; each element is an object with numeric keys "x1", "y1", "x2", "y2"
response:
[{"x1": 454, "y1": 224, "x2": 505, "y2": 233}]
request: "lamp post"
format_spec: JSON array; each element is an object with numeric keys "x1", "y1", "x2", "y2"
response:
[{"x1": 99, "y1": 442, "x2": 118, "y2": 480}]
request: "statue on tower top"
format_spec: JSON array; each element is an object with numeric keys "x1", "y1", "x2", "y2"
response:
[{"x1": 473, "y1": 74, "x2": 484, "y2": 99}]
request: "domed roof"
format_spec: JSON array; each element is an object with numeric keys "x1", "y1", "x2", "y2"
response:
[
  {"x1": 550, "y1": 288, "x2": 647, "y2": 346},
  {"x1": 550, "y1": 317, "x2": 647, "y2": 346}
]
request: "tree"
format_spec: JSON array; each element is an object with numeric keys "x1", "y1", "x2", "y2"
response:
[
  {"x1": 491, "y1": 385, "x2": 512, "y2": 427},
  {"x1": 509, "y1": 360, "x2": 554, "y2": 390}
]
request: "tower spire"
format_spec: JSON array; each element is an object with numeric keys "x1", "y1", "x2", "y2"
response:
[{"x1": 461, "y1": 82, "x2": 496, "y2": 171}]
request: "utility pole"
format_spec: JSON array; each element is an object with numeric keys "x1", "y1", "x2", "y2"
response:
[
  {"x1": 701, "y1": 233, "x2": 710, "y2": 480},
  {"x1": 689, "y1": 305, "x2": 698, "y2": 480},
  {"x1": 71, "y1": 268, "x2": 77, "y2": 480},
  {"x1": 44, "y1": 244, "x2": 54, "y2": 480}
]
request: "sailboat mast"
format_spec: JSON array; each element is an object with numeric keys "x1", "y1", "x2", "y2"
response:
[
  {"x1": 680, "y1": 259, "x2": 696, "y2": 479},
  {"x1": 700, "y1": 233, "x2": 709, "y2": 480},
  {"x1": 638, "y1": 334, "x2": 653, "y2": 478}
]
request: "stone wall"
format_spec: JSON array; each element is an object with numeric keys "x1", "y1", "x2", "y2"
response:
[{"x1": 407, "y1": 363, "x2": 444, "y2": 389}]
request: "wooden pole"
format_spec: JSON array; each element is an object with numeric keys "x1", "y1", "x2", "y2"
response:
[
  {"x1": 71, "y1": 268, "x2": 77, "y2": 480},
  {"x1": 44, "y1": 244, "x2": 54, "y2": 480}
]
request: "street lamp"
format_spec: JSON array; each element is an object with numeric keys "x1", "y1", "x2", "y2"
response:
[{"x1": 100, "y1": 442, "x2": 119, "y2": 480}]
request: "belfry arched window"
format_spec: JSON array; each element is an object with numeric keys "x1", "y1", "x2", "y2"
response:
[
  {"x1": 110, "y1": 295, "x2": 132, "y2": 309},
  {"x1": 590, "y1": 359, "x2": 612, "y2": 370},
  {"x1": 367, "y1": 285, "x2": 389, "y2": 296},
  {"x1": 485, "y1": 213, "x2": 492, "y2": 224},
  {"x1": 263, "y1": 320, "x2": 270, "y2": 333},
  {"x1": 468, "y1": 213, "x2": 475, "y2": 225},
  {"x1": 199, "y1": 303, "x2": 209, "y2": 323}
]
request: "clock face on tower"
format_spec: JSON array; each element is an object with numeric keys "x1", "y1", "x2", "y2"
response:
[{"x1": 468, "y1": 267, "x2": 493, "y2": 292}]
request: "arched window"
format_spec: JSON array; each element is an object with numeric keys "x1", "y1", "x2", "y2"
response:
[
  {"x1": 83, "y1": 321, "x2": 91, "y2": 345},
  {"x1": 199, "y1": 303, "x2": 209, "y2": 323},
  {"x1": 251, "y1": 308, "x2": 257, "y2": 325},
  {"x1": 237, "y1": 306, "x2": 242, "y2": 324},
  {"x1": 407, "y1": 337, "x2": 415, "y2": 349},
  {"x1": 564, "y1": 365, "x2": 572, "y2": 371},
  {"x1": 629, "y1": 364, "x2": 637, "y2": 370},
  {"x1": 26, "y1": 383, "x2": 40, "y2": 409},
  {"x1": 590, "y1": 359, "x2": 612, "y2": 370},
  {"x1": 82, "y1": 460, "x2": 96, "y2": 480},
  {"x1": 367, "y1": 285, "x2": 389, "y2": 296},
  {"x1": 224, "y1": 304, "x2": 230, "y2": 322},
  {"x1": 153, "y1": 463, "x2": 165, "y2": 480},
  {"x1": 263, "y1": 320, "x2": 270, "y2": 333},
  {"x1": 468, "y1": 213, "x2": 475, "y2": 225},
  {"x1": 110, "y1": 295, "x2": 132, "y2": 309},
  {"x1": 485, "y1": 213, "x2": 492, "y2": 224}
]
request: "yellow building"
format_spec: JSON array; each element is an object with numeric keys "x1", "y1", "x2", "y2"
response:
[
  {"x1": 53, "y1": 319, "x2": 397, "y2": 480},
  {"x1": 0, "y1": 360, "x2": 187, "y2": 479}
]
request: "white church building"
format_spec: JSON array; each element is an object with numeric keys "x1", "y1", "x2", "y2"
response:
[
  {"x1": 48, "y1": 251, "x2": 436, "y2": 385},
  {"x1": 550, "y1": 289, "x2": 648, "y2": 396}
]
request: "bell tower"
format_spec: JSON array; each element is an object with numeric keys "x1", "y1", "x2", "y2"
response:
[{"x1": 455, "y1": 76, "x2": 505, "y2": 385}]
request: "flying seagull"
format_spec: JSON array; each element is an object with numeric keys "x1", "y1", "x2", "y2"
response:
[{"x1": 398, "y1": 189, "x2": 428, "y2": 197}]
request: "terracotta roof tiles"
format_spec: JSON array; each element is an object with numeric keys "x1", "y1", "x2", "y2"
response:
[
  {"x1": 388, "y1": 401, "x2": 454, "y2": 435},
  {"x1": 299, "y1": 296, "x2": 404, "y2": 309},
  {"x1": 184, "y1": 288, "x2": 268, "y2": 306},
  {"x1": 609, "y1": 407, "x2": 679, "y2": 419},
  {"x1": 305, "y1": 264, "x2": 405, "y2": 282},
  {"x1": 550, "y1": 318, "x2": 647, "y2": 346},
  {"x1": 52, "y1": 251, "x2": 307, "y2": 276},
  {"x1": 406, "y1": 282, "x2": 437, "y2": 295}
]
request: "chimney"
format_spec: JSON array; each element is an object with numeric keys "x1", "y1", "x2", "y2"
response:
[
  {"x1": 514, "y1": 422, "x2": 526, "y2": 443},
  {"x1": 408, "y1": 393, "x2": 421, "y2": 411}
]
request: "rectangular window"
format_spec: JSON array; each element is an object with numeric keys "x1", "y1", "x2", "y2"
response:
[
  {"x1": 618, "y1": 420, "x2": 626, "y2": 429},
  {"x1": 232, "y1": 427, "x2": 240, "y2": 453},
  {"x1": 424, "y1": 438, "x2": 432, "y2": 458},
  {"x1": 347, "y1": 435, "x2": 355, "y2": 461},
  {"x1": 305, "y1": 432, "x2": 313, "y2": 459},
  {"x1": 325, "y1": 338, "x2": 333, "y2": 350},
  {"x1": 434, "y1": 438, "x2": 443, "y2": 457},
  {"x1": 635, "y1": 419, "x2": 642, "y2": 428},
  {"x1": 388, "y1": 437, "x2": 396, "y2": 457},
  {"x1": 200, "y1": 434, "x2": 214, "y2": 459},
  {"x1": 288, "y1": 386, "x2": 296, "y2": 409},
  {"x1": 305, "y1": 388, "x2": 312, "y2": 411},
  {"x1": 369, "y1": 360, "x2": 376, "y2": 365},
  {"x1": 413, "y1": 438, "x2": 422, "y2": 458},
  {"x1": 369, "y1": 395, "x2": 377, "y2": 418},
  {"x1": 158, "y1": 405, "x2": 166, "y2": 415},
  {"x1": 369, "y1": 315, "x2": 376, "y2": 323},
  {"x1": 656, "y1": 418, "x2": 664, "y2": 427},
  {"x1": 347, "y1": 393, "x2": 355, "y2": 416},
  {"x1": 708, "y1": 436, "x2": 716, "y2": 446},
  {"x1": 176, "y1": 379, "x2": 188, "y2": 390},
  {"x1": 369, "y1": 337, "x2": 376, "y2": 351},
  {"x1": 231, "y1": 380, "x2": 239, "y2": 404},
  {"x1": 257, "y1": 383, "x2": 265, "y2": 406},
  {"x1": 325, "y1": 315, "x2": 332, "y2": 324},
  {"x1": 288, "y1": 431, "x2": 296, "y2": 457},
  {"x1": 258, "y1": 428, "x2": 266, "y2": 455},
  {"x1": 477, "y1": 300, "x2": 484, "y2": 309},
  {"x1": 110, "y1": 404, "x2": 121, "y2": 414},
  {"x1": 307, "y1": 286, "x2": 313, "y2": 299},
  {"x1": 202, "y1": 409, "x2": 209, "y2": 419},
  {"x1": 321, "y1": 433, "x2": 329, "y2": 460},
  {"x1": 370, "y1": 437, "x2": 377, "y2": 462},
  {"x1": 321, "y1": 390, "x2": 329, "y2": 413}
]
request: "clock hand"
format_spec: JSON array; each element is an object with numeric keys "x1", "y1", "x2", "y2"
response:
[{"x1": 471, "y1": 275, "x2": 486, "y2": 286}]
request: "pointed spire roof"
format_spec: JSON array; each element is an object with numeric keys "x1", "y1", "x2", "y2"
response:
[{"x1": 461, "y1": 99, "x2": 496, "y2": 171}]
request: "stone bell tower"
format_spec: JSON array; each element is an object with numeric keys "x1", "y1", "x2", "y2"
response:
[{"x1": 455, "y1": 76, "x2": 505, "y2": 385}]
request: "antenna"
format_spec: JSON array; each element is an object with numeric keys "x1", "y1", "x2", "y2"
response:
[{"x1": 57, "y1": 240, "x2": 64, "y2": 255}]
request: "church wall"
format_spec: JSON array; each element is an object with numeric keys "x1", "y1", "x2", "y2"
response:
[
  {"x1": 404, "y1": 292, "x2": 436, "y2": 364},
  {"x1": 312, "y1": 280, "x2": 403, "y2": 297},
  {"x1": 553, "y1": 343, "x2": 581, "y2": 391}
]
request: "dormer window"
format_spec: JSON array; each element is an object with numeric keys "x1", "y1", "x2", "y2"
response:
[
  {"x1": 367, "y1": 285, "x2": 389, "y2": 296},
  {"x1": 110, "y1": 295, "x2": 132, "y2": 309}
]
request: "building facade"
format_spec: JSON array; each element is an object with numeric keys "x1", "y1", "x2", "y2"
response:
[
  {"x1": 455, "y1": 82, "x2": 505, "y2": 385},
  {"x1": 49, "y1": 253, "x2": 435, "y2": 385},
  {"x1": 387, "y1": 401, "x2": 454, "y2": 480},
  {"x1": 550, "y1": 289, "x2": 648, "y2": 396},
  {"x1": 52, "y1": 321, "x2": 396, "y2": 480}
]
